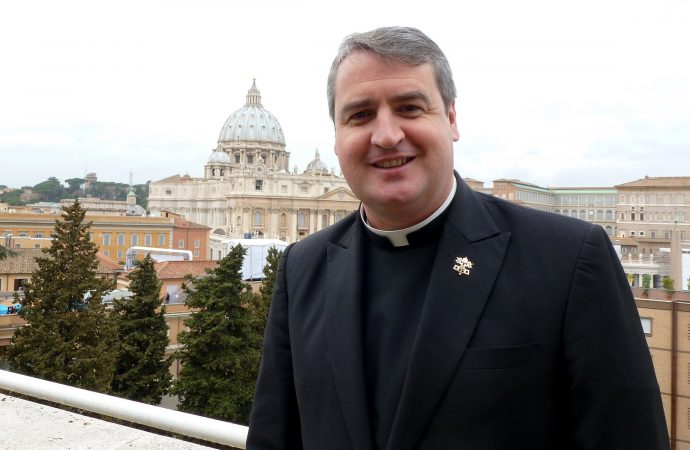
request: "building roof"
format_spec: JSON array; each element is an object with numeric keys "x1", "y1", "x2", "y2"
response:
[
  {"x1": 172, "y1": 218, "x2": 211, "y2": 230},
  {"x1": 0, "y1": 248, "x2": 122, "y2": 275},
  {"x1": 615, "y1": 176, "x2": 690, "y2": 189},
  {"x1": 154, "y1": 260, "x2": 217, "y2": 280}
]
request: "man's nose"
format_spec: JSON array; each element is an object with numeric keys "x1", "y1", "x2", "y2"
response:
[{"x1": 371, "y1": 111, "x2": 404, "y2": 149}]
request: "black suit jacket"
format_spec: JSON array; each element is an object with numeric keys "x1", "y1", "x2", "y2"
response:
[{"x1": 248, "y1": 176, "x2": 668, "y2": 450}]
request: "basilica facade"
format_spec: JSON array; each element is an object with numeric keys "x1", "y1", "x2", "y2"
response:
[{"x1": 147, "y1": 81, "x2": 359, "y2": 243}]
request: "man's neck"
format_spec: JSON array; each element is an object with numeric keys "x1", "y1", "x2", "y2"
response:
[{"x1": 361, "y1": 177, "x2": 457, "y2": 247}]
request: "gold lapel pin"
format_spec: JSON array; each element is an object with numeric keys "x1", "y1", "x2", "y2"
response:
[{"x1": 453, "y1": 256, "x2": 473, "y2": 276}]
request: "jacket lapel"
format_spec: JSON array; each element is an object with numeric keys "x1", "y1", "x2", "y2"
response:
[
  {"x1": 325, "y1": 222, "x2": 374, "y2": 450},
  {"x1": 387, "y1": 178, "x2": 511, "y2": 450}
]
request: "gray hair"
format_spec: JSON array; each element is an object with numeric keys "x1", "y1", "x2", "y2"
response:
[{"x1": 327, "y1": 26, "x2": 456, "y2": 121}]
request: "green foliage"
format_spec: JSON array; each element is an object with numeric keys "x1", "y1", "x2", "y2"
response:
[
  {"x1": 0, "y1": 189, "x2": 25, "y2": 206},
  {"x1": 111, "y1": 255, "x2": 172, "y2": 404},
  {"x1": 171, "y1": 245, "x2": 262, "y2": 424},
  {"x1": 255, "y1": 246, "x2": 282, "y2": 333},
  {"x1": 6, "y1": 200, "x2": 117, "y2": 393},
  {"x1": 642, "y1": 274, "x2": 651, "y2": 289},
  {"x1": 0, "y1": 245, "x2": 16, "y2": 261},
  {"x1": 32, "y1": 177, "x2": 66, "y2": 203},
  {"x1": 663, "y1": 276, "x2": 675, "y2": 291},
  {"x1": 65, "y1": 178, "x2": 86, "y2": 192}
]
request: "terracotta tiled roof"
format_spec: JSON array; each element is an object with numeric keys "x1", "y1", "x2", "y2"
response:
[
  {"x1": 615, "y1": 176, "x2": 690, "y2": 189},
  {"x1": 154, "y1": 260, "x2": 217, "y2": 280},
  {"x1": 0, "y1": 248, "x2": 122, "y2": 275},
  {"x1": 172, "y1": 218, "x2": 211, "y2": 230}
]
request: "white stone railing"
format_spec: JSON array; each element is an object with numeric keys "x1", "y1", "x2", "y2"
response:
[{"x1": 0, "y1": 369, "x2": 248, "y2": 449}]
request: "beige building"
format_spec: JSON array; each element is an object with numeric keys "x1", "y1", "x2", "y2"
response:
[
  {"x1": 616, "y1": 177, "x2": 690, "y2": 290},
  {"x1": 147, "y1": 81, "x2": 360, "y2": 243}
]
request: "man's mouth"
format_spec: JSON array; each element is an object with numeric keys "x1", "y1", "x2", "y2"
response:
[{"x1": 374, "y1": 157, "x2": 412, "y2": 169}]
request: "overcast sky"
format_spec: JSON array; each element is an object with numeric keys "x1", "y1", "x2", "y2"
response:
[{"x1": 1, "y1": 0, "x2": 688, "y2": 190}]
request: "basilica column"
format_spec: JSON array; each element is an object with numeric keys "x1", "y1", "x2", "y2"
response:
[{"x1": 290, "y1": 209, "x2": 298, "y2": 242}]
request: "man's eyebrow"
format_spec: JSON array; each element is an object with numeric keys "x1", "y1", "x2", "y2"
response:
[
  {"x1": 338, "y1": 99, "x2": 373, "y2": 119},
  {"x1": 392, "y1": 91, "x2": 431, "y2": 106},
  {"x1": 337, "y1": 91, "x2": 433, "y2": 119}
]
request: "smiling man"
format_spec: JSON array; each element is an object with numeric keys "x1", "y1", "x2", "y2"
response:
[{"x1": 247, "y1": 27, "x2": 669, "y2": 450}]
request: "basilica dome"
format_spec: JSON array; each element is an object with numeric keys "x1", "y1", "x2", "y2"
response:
[
  {"x1": 217, "y1": 80, "x2": 285, "y2": 145},
  {"x1": 207, "y1": 150, "x2": 231, "y2": 164},
  {"x1": 304, "y1": 150, "x2": 330, "y2": 175}
]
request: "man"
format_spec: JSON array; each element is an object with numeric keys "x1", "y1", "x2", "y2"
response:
[{"x1": 248, "y1": 27, "x2": 669, "y2": 449}]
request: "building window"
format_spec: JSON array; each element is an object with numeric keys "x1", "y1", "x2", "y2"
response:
[
  {"x1": 131, "y1": 234, "x2": 139, "y2": 246},
  {"x1": 631, "y1": 213, "x2": 635, "y2": 221},
  {"x1": 255, "y1": 179, "x2": 263, "y2": 190},
  {"x1": 630, "y1": 231, "x2": 636, "y2": 237},
  {"x1": 34, "y1": 232, "x2": 44, "y2": 238},
  {"x1": 324, "y1": 187, "x2": 329, "y2": 194},
  {"x1": 254, "y1": 211, "x2": 263, "y2": 226},
  {"x1": 322, "y1": 214, "x2": 328, "y2": 228},
  {"x1": 117, "y1": 234, "x2": 125, "y2": 246},
  {"x1": 651, "y1": 231, "x2": 656, "y2": 238},
  {"x1": 639, "y1": 231, "x2": 645, "y2": 237},
  {"x1": 280, "y1": 213, "x2": 287, "y2": 228},
  {"x1": 102, "y1": 233, "x2": 111, "y2": 246},
  {"x1": 158, "y1": 234, "x2": 165, "y2": 246},
  {"x1": 18, "y1": 231, "x2": 28, "y2": 237},
  {"x1": 144, "y1": 234, "x2": 152, "y2": 246},
  {"x1": 103, "y1": 250, "x2": 109, "y2": 257},
  {"x1": 194, "y1": 239, "x2": 200, "y2": 249},
  {"x1": 178, "y1": 239, "x2": 185, "y2": 248},
  {"x1": 117, "y1": 250, "x2": 123, "y2": 260},
  {"x1": 300, "y1": 185, "x2": 309, "y2": 193},
  {"x1": 281, "y1": 185, "x2": 287, "y2": 193},
  {"x1": 194, "y1": 249, "x2": 200, "y2": 257},
  {"x1": 298, "y1": 211, "x2": 307, "y2": 228},
  {"x1": 640, "y1": 317, "x2": 652, "y2": 336},
  {"x1": 247, "y1": 154, "x2": 254, "y2": 164},
  {"x1": 165, "y1": 189, "x2": 172, "y2": 195},
  {"x1": 34, "y1": 244, "x2": 41, "y2": 249},
  {"x1": 235, "y1": 154, "x2": 241, "y2": 164}
]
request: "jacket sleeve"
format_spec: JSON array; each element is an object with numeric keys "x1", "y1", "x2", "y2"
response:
[
  {"x1": 247, "y1": 245, "x2": 303, "y2": 449},
  {"x1": 563, "y1": 225, "x2": 669, "y2": 449}
]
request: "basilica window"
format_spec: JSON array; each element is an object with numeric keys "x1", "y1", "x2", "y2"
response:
[
  {"x1": 322, "y1": 214, "x2": 328, "y2": 228},
  {"x1": 165, "y1": 189, "x2": 172, "y2": 195},
  {"x1": 254, "y1": 211, "x2": 263, "y2": 227},
  {"x1": 280, "y1": 213, "x2": 287, "y2": 228},
  {"x1": 235, "y1": 154, "x2": 241, "y2": 164},
  {"x1": 255, "y1": 180, "x2": 263, "y2": 191},
  {"x1": 298, "y1": 211, "x2": 307, "y2": 228},
  {"x1": 247, "y1": 155, "x2": 254, "y2": 164}
]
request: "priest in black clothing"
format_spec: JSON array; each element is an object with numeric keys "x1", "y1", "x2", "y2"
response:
[{"x1": 247, "y1": 26, "x2": 669, "y2": 450}]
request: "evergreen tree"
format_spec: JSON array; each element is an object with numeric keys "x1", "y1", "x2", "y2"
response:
[
  {"x1": 6, "y1": 200, "x2": 117, "y2": 393},
  {"x1": 254, "y1": 246, "x2": 283, "y2": 335},
  {"x1": 171, "y1": 244, "x2": 261, "y2": 424},
  {"x1": 111, "y1": 254, "x2": 172, "y2": 404}
]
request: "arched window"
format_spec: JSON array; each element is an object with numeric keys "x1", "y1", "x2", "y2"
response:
[
  {"x1": 280, "y1": 213, "x2": 287, "y2": 228},
  {"x1": 605, "y1": 210, "x2": 613, "y2": 221},
  {"x1": 596, "y1": 210, "x2": 604, "y2": 220},
  {"x1": 254, "y1": 211, "x2": 262, "y2": 226},
  {"x1": 605, "y1": 226, "x2": 613, "y2": 236},
  {"x1": 322, "y1": 214, "x2": 328, "y2": 228},
  {"x1": 236, "y1": 215, "x2": 242, "y2": 227},
  {"x1": 579, "y1": 210, "x2": 586, "y2": 220}
]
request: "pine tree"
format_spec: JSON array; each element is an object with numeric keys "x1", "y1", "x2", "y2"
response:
[
  {"x1": 171, "y1": 244, "x2": 261, "y2": 424},
  {"x1": 6, "y1": 200, "x2": 117, "y2": 393},
  {"x1": 111, "y1": 254, "x2": 172, "y2": 404}
]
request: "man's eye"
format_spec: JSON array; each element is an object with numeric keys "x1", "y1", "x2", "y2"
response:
[
  {"x1": 399, "y1": 105, "x2": 422, "y2": 114},
  {"x1": 350, "y1": 111, "x2": 370, "y2": 121}
]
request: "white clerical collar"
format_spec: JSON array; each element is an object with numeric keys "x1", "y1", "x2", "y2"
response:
[{"x1": 361, "y1": 177, "x2": 457, "y2": 247}]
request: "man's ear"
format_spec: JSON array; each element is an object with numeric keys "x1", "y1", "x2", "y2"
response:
[{"x1": 448, "y1": 101, "x2": 460, "y2": 142}]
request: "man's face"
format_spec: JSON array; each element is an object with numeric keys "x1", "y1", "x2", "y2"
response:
[{"x1": 333, "y1": 51, "x2": 459, "y2": 230}]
